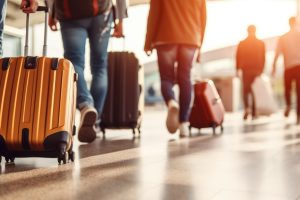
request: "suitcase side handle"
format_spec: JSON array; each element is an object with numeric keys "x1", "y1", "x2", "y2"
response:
[{"x1": 24, "y1": 1, "x2": 49, "y2": 57}]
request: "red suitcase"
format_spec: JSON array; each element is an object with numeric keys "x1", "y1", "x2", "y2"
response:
[{"x1": 189, "y1": 80, "x2": 225, "y2": 134}]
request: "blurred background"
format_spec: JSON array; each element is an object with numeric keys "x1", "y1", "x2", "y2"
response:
[{"x1": 3, "y1": 0, "x2": 300, "y2": 111}]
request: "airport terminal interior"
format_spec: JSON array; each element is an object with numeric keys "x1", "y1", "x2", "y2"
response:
[{"x1": 2, "y1": 0, "x2": 300, "y2": 200}]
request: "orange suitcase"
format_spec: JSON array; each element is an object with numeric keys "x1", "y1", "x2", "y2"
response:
[{"x1": 0, "y1": 6, "x2": 77, "y2": 164}]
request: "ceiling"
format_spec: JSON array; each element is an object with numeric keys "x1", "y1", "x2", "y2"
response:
[{"x1": 6, "y1": 0, "x2": 150, "y2": 28}]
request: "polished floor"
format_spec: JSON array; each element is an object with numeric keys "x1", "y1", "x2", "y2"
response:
[{"x1": 1, "y1": 106, "x2": 300, "y2": 200}]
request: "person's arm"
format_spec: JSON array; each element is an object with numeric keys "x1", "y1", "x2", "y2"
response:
[
  {"x1": 196, "y1": 0, "x2": 207, "y2": 63},
  {"x1": 47, "y1": 0, "x2": 58, "y2": 31},
  {"x1": 272, "y1": 37, "x2": 282, "y2": 77},
  {"x1": 200, "y1": 0, "x2": 207, "y2": 46},
  {"x1": 236, "y1": 42, "x2": 242, "y2": 77},
  {"x1": 20, "y1": 0, "x2": 38, "y2": 13},
  {"x1": 260, "y1": 41, "x2": 266, "y2": 74},
  {"x1": 112, "y1": 0, "x2": 128, "y2": 38},
  {"x1": 144, "y1": 0, "x2": 161, "y2": 56}
]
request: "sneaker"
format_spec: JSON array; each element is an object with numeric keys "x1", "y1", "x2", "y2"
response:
[
  {"x1": 166, "y1": 100, "x2": 179, "y2": 134},
  {"x1": 284, "y1": 106, "x2": 291, "y2": 117},
  {"x1": 78, "y1": 106, "x2": 98, "y2": 143},
  {"x1": 179, "y1": 122, "x2": 190, "y2": 137}
]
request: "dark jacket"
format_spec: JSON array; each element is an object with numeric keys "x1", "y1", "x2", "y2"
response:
[
  {"x1": 236, "y1": 36, "x2": 265, "y2": 74},
  {"x1": 53, "y1": 0, "x2": 127, "y2": 21}
]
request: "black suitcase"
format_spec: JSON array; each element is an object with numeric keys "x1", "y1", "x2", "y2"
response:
[{"x1": 100, "y1": 51, "x2": 144, "y2": 136}]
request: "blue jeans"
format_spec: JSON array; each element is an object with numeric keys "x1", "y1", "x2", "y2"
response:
[
  {"x1": 60, "y1": 13, "x2": 112, "y2": 115},
  {"x1": 156, "y1": 44, "x2": 197, "y2": 122},
  {"x1": 0, "y1": 0, "x2": 7, "y2": 56}
]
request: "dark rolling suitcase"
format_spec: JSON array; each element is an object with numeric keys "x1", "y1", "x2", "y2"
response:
[
  {"x1": 189, "y1": 80, "x2": 225, "y2": 135},
  {"x1": 100, "y1": 51, "x2": 144, "y2": 136},
  {"x1": 0, "y1": 6, "x2": 77, "y2": 164}
]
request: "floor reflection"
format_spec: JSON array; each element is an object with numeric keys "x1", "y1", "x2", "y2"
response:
[{"x1": 1, "y1": 109, "x2": 300, "y2": 200}]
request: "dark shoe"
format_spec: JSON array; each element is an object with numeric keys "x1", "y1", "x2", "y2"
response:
[
  {"x1": 78, "y1": 106, "x2": 98, "y2": 143},
  {"x1": 284, "y1": 106, "x2": 291, "y2": 117},
  {"x1": 243, "y1": 110, "x2": 250, "y2": 120}
]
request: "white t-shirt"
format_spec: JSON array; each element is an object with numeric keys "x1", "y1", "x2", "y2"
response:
[{"x1": 276, "y1": 29, "x2": 300, "y2": 69}]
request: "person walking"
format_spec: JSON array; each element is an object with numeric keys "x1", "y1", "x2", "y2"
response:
[
  {"x1": 272, "y1": 17, "x2": 300, "y2": 124},
  {"x1": 0, "y1": 0, "x2": 7, "y2": 57},
  {"x1": 144, "y1": 0, "x2": 207, "y2": 137},
  {"x1": 236, "y1": 25, "x2": 265, "y2": 120},
  {"x1": 21, "y1": 0, "x2": 128, "y2": 143}
]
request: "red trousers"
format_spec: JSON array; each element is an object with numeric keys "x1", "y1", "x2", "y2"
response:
[
  {"x1": 284, "y1": 66, "x2": 300, "y2": 117},
  {"x1": 242, "y1": 72, "x2": 259, "y2": 116}
]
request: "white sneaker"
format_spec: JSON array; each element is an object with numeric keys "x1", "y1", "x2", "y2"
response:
[
  {"x1": 166, "y1": 100, "x2": 179, "y2": 134},
  {"x1": 179, "y1": 122, "x2": 190, "y2": 137},
  {"x1": 78, "y1": 106, "x2": 98, "y2": 143}
]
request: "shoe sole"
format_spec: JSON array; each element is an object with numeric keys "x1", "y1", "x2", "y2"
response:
[
  {"x1": 78, "y1": 110, "x2": 97, "y2": 143},
  {"x1": 78, "y1": 126, "x2": 97, "y2": 143},
  {"x1": 166, "y1": 106, "x2": 179, "y2": 134}
]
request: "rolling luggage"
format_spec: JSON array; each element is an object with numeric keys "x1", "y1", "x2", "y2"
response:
[
  {"x1": 251, "y1": 74, "x2": 278, "y2": 116},
  {"x1": 100, "y1": 51, "x2": 144, "y2": 136},
  {"x1": 0, "y1": 6, "x2": 77, "y2": 164},
  {"x1": 189, "y1": 80, "x2": 225, "y2": 134},
  {"x1": 213, "y1": 76, "x2": 241, "y2": 112}
]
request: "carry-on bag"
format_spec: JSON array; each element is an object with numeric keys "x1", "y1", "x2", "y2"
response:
[
  {"x1": 251, "y1": 74, "x2": 278, "y2": 116},
  {"x1": 189, "y1": 80, "x2": 225, "y2": 134},
  {"x1": 0, "y1": 5, "x2": 77, "y2": 164},
  {"x1": 213, "y1": 76, "x2": 241, "y2": 112},
  {"x1": 100, "y1": 49, "x2": 144, "y2": 136}
]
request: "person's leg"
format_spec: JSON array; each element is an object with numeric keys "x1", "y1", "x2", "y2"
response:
[
  {"x1": 293, "y1": 66, "x2": 300, "y2": 123},
  {"x1": 60, "y1": 19, "x2": 94, "y2": 109},
  {"x1": 156, "y1": 44, "x2": 177, "y2": 104},
  {"x1": 156, "y1": 44, "x2": 179, "y2": 133},
  {"x1": 0, "y1": 0, "x2": 7, "y2": 57},
  {"x1": 60, "y1": 19, "x2": 97, "y2": 143},
  {"x1": 284, "y1": 68, "x2": 293, "y2": 117},
  {"x1": 177, "y1": 45, "x2": 196, "y2": 122},
  {"x1": 177, "y1": 45, "x2": 196, "y2": 137},
  {"x1": 88, "y1": 12, "x2": 112, "y2": 117},
  {"x1": 242, "y1": 72, "x2": 251, "y2": 119},
  {"x1": 249, "y1": 74, "x2": 258, "y2": 119}
]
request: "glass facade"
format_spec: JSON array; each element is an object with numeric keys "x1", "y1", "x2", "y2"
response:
[{"x1": 2, "y1": 33, "x2": 22, "y2": 57}]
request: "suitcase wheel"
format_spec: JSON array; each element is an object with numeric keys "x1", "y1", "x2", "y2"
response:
[
  {"x1": 58, "y1": 152, "x2": 68, "y2": 165},
  {"x1": 69, "y1": 151, "x2": 75, "y2": 162},
  {"x1": 101, "y1": 128, "x2": 106, "y2": 138},
  {"x1": 58, "y1": 143, "x2": 75, "y2": 165},
  {"x1": 188, "y1": 126, "x2": 192, "y2": 135},
  {"x1": 221, "y1": 124, "x2": 224, "y2": 133},
  {"x1": 212, "y1": 123, "x2": 216, "y2": 135},
  {"x1": 5, "y1": 156, "x2": 15, "y2": 164},
  {"x1": 58, "y1": 143, "x2": 68, "y2": 165}
]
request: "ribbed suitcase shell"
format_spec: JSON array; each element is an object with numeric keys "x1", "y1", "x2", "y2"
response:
[
  {"x1": 100, "y1": 52, "x2": 144, "y2": 135},
  {"x1": 0, "y1": 57, "x2": 77, "y2": 160},
  {"x1": 189, "y1": 80, "x2": 225, "y2": 134}
]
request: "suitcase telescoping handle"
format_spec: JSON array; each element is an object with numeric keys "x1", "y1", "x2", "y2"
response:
[
  {"x1": 24, "y1": 0, "x2": 49, "y2": 57},
  {"x1": 109, "y1": 36, "x2": 126, "y2": 51}
]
